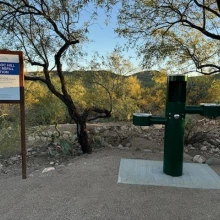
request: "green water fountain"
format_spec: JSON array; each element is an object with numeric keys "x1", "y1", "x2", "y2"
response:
[{"x1": 133, "y1": 75, "x2": 220, "y2": 177}]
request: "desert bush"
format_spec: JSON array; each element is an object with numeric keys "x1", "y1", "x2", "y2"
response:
[
  {"x1": 0, "y1": 105, "x2": 20, "y2": 157},
  {"x1": 184, "y1": 115, "x2": 219, "y2": 146},
  {"x1": 25, "y1": 81, "x2": 70, "y2": 126}
]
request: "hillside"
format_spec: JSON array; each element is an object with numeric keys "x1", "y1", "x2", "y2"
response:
[
  {"x1": 132, "y1": 70, "x2": 156, "y2": 87},
  {"x1": 27, "y1": 70, "x2": 220, "y2": 89}
]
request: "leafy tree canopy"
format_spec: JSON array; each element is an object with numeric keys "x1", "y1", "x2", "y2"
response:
[
  {"x1": 116, "y1": 0, "x2": 220, "y2": 75},
  {"x1": 0, "y1": 0, "x2": 116, "y2": 154}
]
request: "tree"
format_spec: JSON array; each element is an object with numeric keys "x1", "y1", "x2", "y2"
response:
[
  {"x1": 116, "y1": 0, "x2": 220, "y2": 75},
  {"x1": 0, "y1": 0, "x2": 112, "y2": 154},
  {"x1": 186, "y1": 76, "x2": 214, "y2": 105},
  {"x1": 140, "y1": 70, "x2": 167, "y2": 114},
  {"x1": 206, "y1": 78, "x2": 220, "y2": 102},
  {"x1": 83, "y1": 51, "x2": 142, "y2": 120}
]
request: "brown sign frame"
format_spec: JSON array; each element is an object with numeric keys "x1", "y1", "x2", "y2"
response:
[{"x1": 0, "y1": 50, "x2": 26, "y2": 179}]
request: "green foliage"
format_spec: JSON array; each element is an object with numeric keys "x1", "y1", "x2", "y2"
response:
[
  {"x1": 56, "y1": 139, "x2": 74, "y2": 155},
  {"x1": 133, "y1": 70, "x2": 157, "y2": 88},
  {"x1": 184, "y1": 115, "x2": 217, "y2": 146},
  {"x1": 186, "y1": 76, "x2": 215, "y2": 105},
  {"x1": 1, "y1": 69, "x2": 220, "y2": 158},
  {"x1": 25, "y1": 81, "x2": 70, "y2": 126},
  {"x1": 34, "y1": 124, "x2": 79, "y2": 156},
  {"x1": 206, "y1": 78, "x2": 220, "y2": 103},
  {"x1": 0, "y1": 105, "x2": 20, "y2": 157},
  {"x1": 49, "y1": 131, "x2": 78, "y2": 156},
  {"x1": 139, "y1": 70, "x2": 167, "y2": 114},
  {"x1": 24, "y1": 70, "x2": 219, "y2": 124},
  {"x1": 91, "y1": 135, "x2": 105, "y2": 148},
  {"x1": 116, "y1": 0, "x2": 220, "y2": 75}
]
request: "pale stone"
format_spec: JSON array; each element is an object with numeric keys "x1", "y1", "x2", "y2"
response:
[
  {"x1": 121, "y1": 125, "x2": 129, "y2": 131},
  {"x1": 184, "y1": 149, "x2": 189, "y2": 153},
  {"x1": 140, "y1": 126, "x2": 150, "y2": 130},
  {"x1": 118, "y1": 144, "x2": 129, "y2": 150},
  {"x1": 40, "y1": 152, "x2": 48, "y2": 156},
  {"x1": 108, "y1": 144, "x2": 114, "y2": 148},
  {"x1": 41, "y1": 137, "x2": 48, "y2": 141},
  {"x1": 212, "y1": 148, "x2": 219, "y2": 153},
  {"x1": 200, "y1": 146, "x2": 208, "y2": 151},
  {"x1": 118, "y1": 144, "x2": 124, "y2": 149},
  {"x1": 42, "y1": 167, "x2": 55, "y2": 173},
  {"x1": 63, "y1": 131, "x2": 71, "y2": 135},
  {"x1": 153, "y1": 124, "x2": 163, "y2": 129},
  {"x1": 215, "y1": 139, "x2": 220, "y2": 143},
  {"x1": 202, "y1": 141, "x2": 210, "y2": 146},
  {"x1": 62, "y1": 134, "x2": 69, "y2": 139},
  {"x1": 28, "y1": 136, "x2": 35, "y2": 141},
  {"x1": 41, "y1": 132, "x2": 48, "y2": 136},
  {"x1": 35, "y1": 136, "x2": 41, "y2": 140},
  {"x1": 193, "y1": 155, "x2": 206, "y2": 163},
  {"x1": 49, "y1": 161, "x2": 55, "y2": 165},
  {"x1": 10, "y1": 156, "x2": 19, "y2": 162}
]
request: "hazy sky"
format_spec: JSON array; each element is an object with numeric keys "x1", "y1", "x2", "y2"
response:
[
  {"x1": 79, "y1": 6, "x2": 143, "y2": 72},
  {"x1": 26, "y1": 5, "x2": 143, "y2": 73}
]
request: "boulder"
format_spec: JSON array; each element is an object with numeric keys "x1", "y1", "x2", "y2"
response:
[
  {"x1": 42, "y1": 167, "x2": 55, "y2": 173},
  {"x1": 117, "y1": 144, "x2": 129, "y2": 150},
  {"x1": 193, "y1": 155, "x2": 206, "y2": 163},
  {"x1": 212, "y1": 148, "x2": 219, "y2": 153},
  {"x1": 200, "y1": 146, "x2": 208, "y2": 151}
]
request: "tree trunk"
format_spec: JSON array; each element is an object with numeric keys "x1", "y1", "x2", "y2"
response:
[{"x1": 77, "y1": 122, "x2": 92, "y2": 154}]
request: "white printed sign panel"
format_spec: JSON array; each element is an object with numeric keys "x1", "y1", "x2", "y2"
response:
[{"x1": 0, "y1": 54, "x2": 20, "y2": 100}]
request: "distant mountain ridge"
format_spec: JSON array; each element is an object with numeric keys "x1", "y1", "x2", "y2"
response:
[
  {"x1": 27, "y1": 70, "x2": 155, "y2": 88},
  {"x1": 27, "y1": 70, "x2": 220, "y2": 88},
  {"x1": 132, "y1": 70, "x2": 157, "y2": 87}
]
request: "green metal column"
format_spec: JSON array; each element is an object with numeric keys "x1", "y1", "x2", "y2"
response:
[{"x1": 163, "y1": 75, "x2": 187, "y2": 176}]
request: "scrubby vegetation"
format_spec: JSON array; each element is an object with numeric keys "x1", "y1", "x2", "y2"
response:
[{"x1": 1, "y1": 70, "x2": 220, "y2": 157}]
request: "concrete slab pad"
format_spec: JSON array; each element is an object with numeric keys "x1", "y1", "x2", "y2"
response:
[{"x1": 118, "y1": 159, "x2": 220, "y2": 189}]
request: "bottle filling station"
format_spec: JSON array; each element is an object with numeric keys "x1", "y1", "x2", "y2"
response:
[{"x1": 133, "y1": 75, "x2": 220, "y2": 177}]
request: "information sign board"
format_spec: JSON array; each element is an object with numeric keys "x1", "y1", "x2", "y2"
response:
[
  {"x1": 0, "y1": 50, "x2": 26, "y2": 179},
  {"x1": 0, "y1": 54, "x2": 20, "y2": 100}
]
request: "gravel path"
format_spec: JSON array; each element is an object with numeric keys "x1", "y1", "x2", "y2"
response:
[{"x1": 1, "y1": 148, "x2": 220, "y2": 220}]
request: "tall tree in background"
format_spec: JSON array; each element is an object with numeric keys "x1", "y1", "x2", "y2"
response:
[
  {"x1": 116, "y1": 0, "x2": 220, "y2": 75},
  {"x1": 0, "y1": 0, "x2": 112, "y2": 154},
  {"x1": 87, "y1": 51, "x2": 141, "y2": 120}
]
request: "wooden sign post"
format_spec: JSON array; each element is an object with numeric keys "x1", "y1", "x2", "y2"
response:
[{"x1": 0, "y1": 50, "x2": 26, "y2": 179}]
